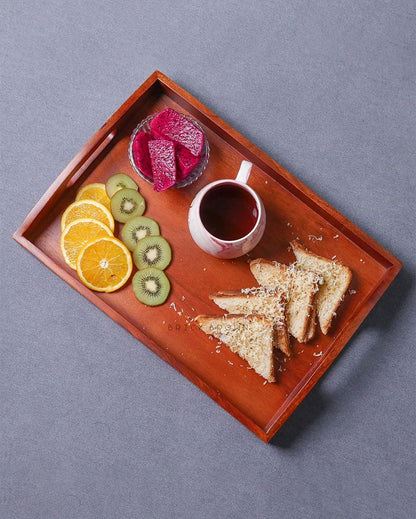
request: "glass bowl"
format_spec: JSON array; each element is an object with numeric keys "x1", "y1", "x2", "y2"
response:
[{"x1": 128, "y1": 112, "x2": 210, "y2": 189}]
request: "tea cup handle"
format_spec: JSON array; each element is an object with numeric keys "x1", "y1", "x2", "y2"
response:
[{"x1": 235, "y1": 160, "x2": 253, "y2": 184}]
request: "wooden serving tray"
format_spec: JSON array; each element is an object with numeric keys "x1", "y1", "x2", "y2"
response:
[{"x1": 14, "y1": 71, "x2": 402, "y2": 442}]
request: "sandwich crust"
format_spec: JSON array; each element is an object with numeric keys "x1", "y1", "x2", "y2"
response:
[{"x1": 290, "y1": 240, "x2": 352, "y2": 334}]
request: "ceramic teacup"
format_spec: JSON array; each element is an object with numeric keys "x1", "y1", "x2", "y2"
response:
[{"x1": 188, "y1": 161, "x2": 266, "y2": 259}]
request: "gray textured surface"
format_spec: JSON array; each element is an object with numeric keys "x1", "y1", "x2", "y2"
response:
[{"x1": 1, "y1": 1, "x2": 415, "y2": 518}]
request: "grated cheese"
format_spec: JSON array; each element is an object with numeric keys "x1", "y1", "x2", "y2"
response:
[{"x1": 251, "y1": 259, "x2": 322, "y2": 343}]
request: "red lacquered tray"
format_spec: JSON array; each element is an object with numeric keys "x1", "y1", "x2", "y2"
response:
[{"x1": 14, "y1": 71, "x2": 401, "y2": 442}]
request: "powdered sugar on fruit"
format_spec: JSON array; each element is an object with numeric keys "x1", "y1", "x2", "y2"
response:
[
  {"x1": 148, "y1": 139, "x2": 177, "y2": 192},
  {"x1": 129, "y1": 108, "x2": 208, "y2": 191},
  {"x1": 150, "y1": 108, "x2": 204, "y2": 156}
]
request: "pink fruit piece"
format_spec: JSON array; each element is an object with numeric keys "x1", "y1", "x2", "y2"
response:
[
  {"x1": 150, "y1": 108, "x2": 204, "y2": 157},
  {"x1": 132, "y1": 131, "x2": 153, "y2": 179},
  {"x1": 176, "y1": 144, "x2": 200, "y2": 180},
  {"x1": 148, "y1": 139, "x2": 177, "y2": 192}
]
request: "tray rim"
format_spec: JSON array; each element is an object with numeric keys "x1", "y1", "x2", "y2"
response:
[{"x1": 13, "y1": 70, "x2": 402, "y2": 442}]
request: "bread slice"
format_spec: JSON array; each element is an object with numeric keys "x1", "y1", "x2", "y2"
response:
[
  {"x1": 305, "y1": 303, "x2": 317, "y2": 341},
  {"x1": 291, "y1": 241, "x2": 352, "y2": 335},
  {"x1": 249, "y1": 259, "x2": 322, "y2": 343},
  {"x1": 209, "y1": 287, "x2": 291, "y2": 356},
  {"x1": 195, "y1": 314, "x2": 276, "y2": 382}
]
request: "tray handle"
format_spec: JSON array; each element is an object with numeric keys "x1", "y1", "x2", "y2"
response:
[
  {"x1": 66, "y1": 131, "x2": 116, "y2": 188},
  {"x1": 15, "y1": 131, "x2": 116, "y2": 238}
]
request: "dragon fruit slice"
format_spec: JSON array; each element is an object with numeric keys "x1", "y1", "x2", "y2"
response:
[
  {"x1": 150, "y1": 108, "x2": 204, "y2": 157},
  {"x1": 132, "y1": 131, "x2": 153, "y2": 179},
  {"x1": 148, "y1": 139, "x2": 177, "y2": 192},
  {"x1": 176, "y1": 144, "x2": 200, "y2": 180}
]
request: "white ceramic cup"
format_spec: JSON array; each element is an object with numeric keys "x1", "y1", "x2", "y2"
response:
[{"x1": 188, "y1": 161, "x2": 266, "y2": 259}]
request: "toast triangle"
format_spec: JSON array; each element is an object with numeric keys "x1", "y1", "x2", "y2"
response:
[
  {"x1": 209, "y1": 288, "x2": 291, "y2": 356},
  {"x1": 249, "y1": 259, "x2": 322, "y2": 343},
  {"x1": 195, "y1": 314, "x2": 276, "y2": 382},
  {"x1": 291, "y1": 241, "x2": 352, "y2": 335}
]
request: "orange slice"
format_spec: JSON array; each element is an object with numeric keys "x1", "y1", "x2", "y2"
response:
[
  {"x1": 61, "y1": 200, "x2": 114, "y2": 232},
  {"x1": 76, "y1": 236, "x2": 133, "y2": 292},
  {"x1": 60, "y1": 218, "x2": 113, "y2": 270},
  {"x1": 75, "y1": 182, "x2": 111, "y2": 210}
]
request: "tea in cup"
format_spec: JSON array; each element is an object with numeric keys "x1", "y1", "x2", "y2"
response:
[{"x1": 188, "y1": 161, "x2": 266, "y2": 259}]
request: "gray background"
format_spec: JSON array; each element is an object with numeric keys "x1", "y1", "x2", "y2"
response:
[{"x1": 1, "y1": 1, "x2": 415, "y2": 518}]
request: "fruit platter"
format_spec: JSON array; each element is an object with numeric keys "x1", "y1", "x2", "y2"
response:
[{"x1": 14, "y1": 71, "x2": 401, "y2": 442}]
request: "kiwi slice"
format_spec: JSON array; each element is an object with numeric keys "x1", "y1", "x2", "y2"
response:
[
  {"x1": 110, "y1": 188, "x2": 146, "y2": 223},
  {"x1": 132, "y1": 267, "x2": 170, "y2": 306},
  {"x1": 106, "y1": 173, "x2": 138, "y2": 198},
  {"x1": 133, "y1": 235, "x2": 172, "y2": 270},
  {"x1": 121, "y1": 216, "x2": 160, "y2": 251}
]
